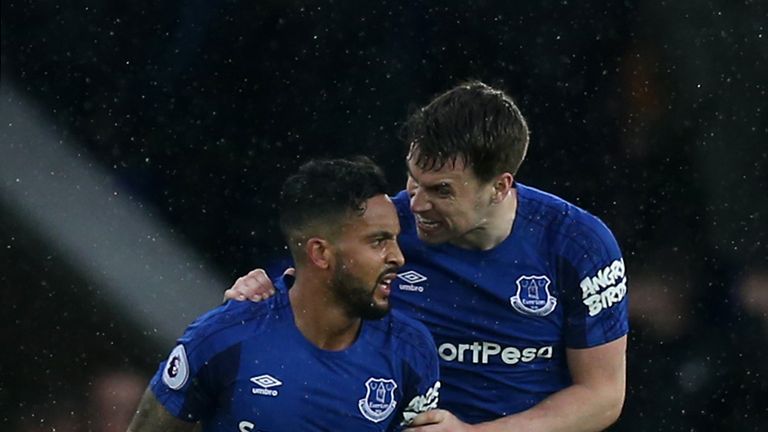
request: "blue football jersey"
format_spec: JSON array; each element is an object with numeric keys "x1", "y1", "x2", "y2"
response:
[
  {"x1": 150, "y1": 277, "x2": 441, "y2": 431},
  {"x1": 390, "y1": 183, "x2": 629, "y2": 423}
]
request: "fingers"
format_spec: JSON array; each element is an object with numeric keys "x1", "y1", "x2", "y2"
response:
[
  {"x1": 223, "y1": 286, "x2": 247, "y2": 302},
  {"x1": 243, "y1": 269, "x2": 276, "y2": 300},
  {"x1": 223, "y1": 269, "x2": 276, "y2": 302},
  {"x1": 223, "y1": 274, "x2": 252, "y2": 301},
  {"x1": 283, "y1": 267, "x2": 296, "y2": 277},
  {"x1": 404, "y1": 422, "x2": 437, "y2": 432},
  {"x1": 406, "y1": 410, "x2": 465, "y2": 432},
  {"x1": 408, "y1": 409, "x2": 445, "y2": 427}
]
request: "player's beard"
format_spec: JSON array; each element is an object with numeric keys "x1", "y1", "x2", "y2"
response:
[{"x1": 330, "y1": 263, "x2": 391, "y2": 321}]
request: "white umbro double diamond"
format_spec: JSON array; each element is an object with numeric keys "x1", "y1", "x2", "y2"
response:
[
  {"x1": 251, "y1": 374, "x2": 282, "y2": 388},
  {"x1": 397, "y1": 271, "x2": 427, "y2": 284},
  {"x1": 251, "y1": 374, "x2": 282, "y2": 396}
]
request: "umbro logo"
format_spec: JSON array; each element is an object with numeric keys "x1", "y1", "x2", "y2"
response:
[
  {"x1": 250, "y1": 374, "x2": 282, "y2": 396},
  {"x1": 397, "y1": 271, "x2": 427, "y2": 284},
  {"x1": 397, "y1": 271, "x2": 427, "y2": 292}
]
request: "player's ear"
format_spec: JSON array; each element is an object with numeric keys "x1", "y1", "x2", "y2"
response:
[
  {"x1": 306, "y1": 237, "x2": 333, "y2": 269},
  {"x1": 491, "y1": 173, "x2": 514, "y2": 204}
]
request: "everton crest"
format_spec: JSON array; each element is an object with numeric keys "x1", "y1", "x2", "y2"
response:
[
  {"x1": 511, "y1": 275, "x2": 557, "y2": 316},
  {"x1": 358, "y1": 378, "x2": 398, "y2": 423}
]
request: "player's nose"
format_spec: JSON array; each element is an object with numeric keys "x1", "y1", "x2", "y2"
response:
[
  {"x1": 387, "y1": 241, "x2": 405, "y2": 268},
  {"x1": 408, "y1": 185, "x2": 431, "y2": 213}
]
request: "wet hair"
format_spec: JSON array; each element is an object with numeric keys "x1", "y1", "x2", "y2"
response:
[
  {"x1": 279, "y1": 157, "x2": 388, "y2": 259},
  {"x1": 404, "y1": 80, "x2": 530, "y2": 182}
]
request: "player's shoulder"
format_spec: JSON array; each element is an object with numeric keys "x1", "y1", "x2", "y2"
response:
[
  {"x1": 368, "y1": 309, "x2": 436, "y2": 359},
  {"x1": 517, "y1": 183, "x2": 619, "y2": 256},
  {"x1": 390, "y1": 309, "x2": 434, "y2": 342},
  {"x1": 392, "y1": 189, "x2": 417, "y2": 234},
  {"x1": 392, "y1": 190, "x2": 413, "y2": 216},
  {"x1": 517, "y1": 183, "x2": 605, "y2": 229},
  {"x1": 392, "y1": 189, "x2": 410, "y2": 210},
  {"x1": 179, "y1": 290, "x2": 289, "y2": 350}
]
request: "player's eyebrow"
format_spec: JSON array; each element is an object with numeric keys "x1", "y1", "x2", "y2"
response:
[
  {"x1": 406, "y1": 163, "x2": 455, "y2": 187},
  {"x1": 425, "y1": 178, "x2": 456, "y2": 190},
  {"x1": 366, "y1": 230, "x2": 398, "y2": 242}
]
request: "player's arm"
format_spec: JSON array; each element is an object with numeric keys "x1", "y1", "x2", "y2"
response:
[
  {"x1": 143, "y1": 313, "x2": 226, "y2": 429},
  {"x1": 480, "y1": 335, "x2": 626, "y2": 432},
  {"x1": 465, "y1": 216, "x2": 628, "y2": 431},
  {"x1": 128, "y1": 387, "x2": 198, "y2": 432},
  {"x1": 409, "y1": 220, "x2": 628, "y2": 431},
  {"x1": 472, "y1": 220, "x2": 628, "y2": 431},
  {"x1": 406, "y1": 337, "x2": 626, "y2": 432}
]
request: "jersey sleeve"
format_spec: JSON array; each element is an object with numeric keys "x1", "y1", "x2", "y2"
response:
[
  {"x1": 391, "y1": 317, "x2": 441, "y2": 431},
  {"x1": 559, "y1": 213, "x2": 629, "y2": 349},
  {"x1": 149, "y1": 305, "x2": 238, "y2": 422}
]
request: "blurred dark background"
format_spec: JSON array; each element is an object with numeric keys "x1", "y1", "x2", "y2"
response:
[{"x1": 1, "y1": 1, "x2": 766, "y2": 430}]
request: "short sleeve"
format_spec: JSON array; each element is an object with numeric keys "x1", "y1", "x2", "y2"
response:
[
  {"x1": 559, "y1": 214, "x2": 629, "y2": 349},
  {"x1": 149, "y1": 308, "x2": 234, "y2": 421}
]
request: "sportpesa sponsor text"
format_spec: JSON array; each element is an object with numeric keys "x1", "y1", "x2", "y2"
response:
[{"x1": 438, "y1": 342, "x2": 553, "y2": 365}]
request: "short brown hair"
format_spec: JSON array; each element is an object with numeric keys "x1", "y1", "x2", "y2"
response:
[{"x1": 405, "y1": 81, "x2": 530, "y2": 182}]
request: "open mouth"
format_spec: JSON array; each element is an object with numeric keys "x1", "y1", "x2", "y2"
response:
[
  {"x1": 415, "y1": 215, "x2": 441, "y2": 232},
  {"x1": 378, "y1": 273, "x2": 397, "y2": 295}
]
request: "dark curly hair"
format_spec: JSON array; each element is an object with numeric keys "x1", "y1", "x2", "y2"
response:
[{"x1": 279, "y1": 157, "x2": 388, "y2": 258}]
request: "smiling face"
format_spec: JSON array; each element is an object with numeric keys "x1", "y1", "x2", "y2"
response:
[
  {"x1": 405, "y1": 150, "x2": 498, "y2": 248},
  {"x1": 330, "y1": 194, "x2": 405, "y2": 320}
]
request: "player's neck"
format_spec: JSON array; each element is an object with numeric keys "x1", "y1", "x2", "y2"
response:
[
  {"x1": 289, "y1": 277, "x2": 362, "y2": 351},
  {"x1": 450, "y1": 187, "x2": 518, "y2": 251}
]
